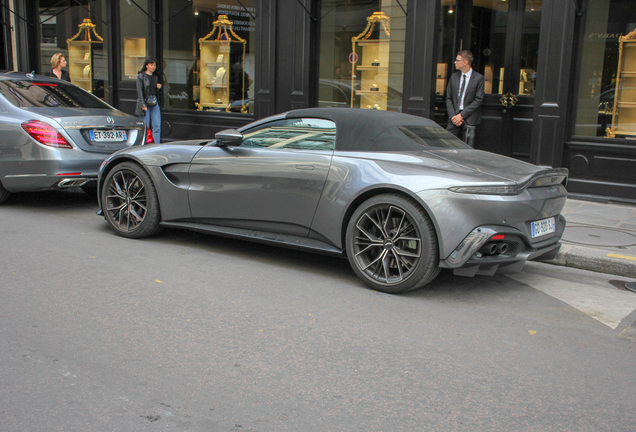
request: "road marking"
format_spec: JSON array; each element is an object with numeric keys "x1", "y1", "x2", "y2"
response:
[
  {"x1": 506, "y1": 272, "x2": 636, "y2": 329},
  {"x1": 606, "y1": 253, "x2": 636, "y2": 261},
  {"x1": 618, "y1": 320, "x2": 636, "y2": 341}
]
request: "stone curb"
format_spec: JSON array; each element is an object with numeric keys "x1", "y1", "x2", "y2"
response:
[{"x1": 540, "y1": 244, "x2": 636, "y2": 279}]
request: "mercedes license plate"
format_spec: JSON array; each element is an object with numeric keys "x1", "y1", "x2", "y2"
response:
[
  {"x1": 531, "y1": 217, "x2": 556, "y2": 238},
  {"x1": 90, "y1": 130, "x2": 127, "y2": 142}
]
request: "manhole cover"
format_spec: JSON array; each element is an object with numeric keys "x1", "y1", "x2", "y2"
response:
[{"x1": 562, "y1": 226, "x2": 636, "y2": 247}]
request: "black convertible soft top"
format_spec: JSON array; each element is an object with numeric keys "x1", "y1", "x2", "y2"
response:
[{"x1": 284, "y1": 108, "x2": 468, "y2": 152}]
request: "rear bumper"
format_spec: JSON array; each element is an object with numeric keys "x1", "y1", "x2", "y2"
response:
[
  {"x1": 439, "y1": 215, "x2": 566, "y2": 276},
  {"x1": 445, "y1": 242, "x2": 562, "y2": 277},
  {"x1": 1, "y1": 158, "x2": 101, "y2": 192},
  {"x1": 2, "y1": 173, "x2": 97, "y2": 191}
]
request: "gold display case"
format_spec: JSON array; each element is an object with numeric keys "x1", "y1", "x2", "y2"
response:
[
  {"x1": 436, "y1": 63, "x2": 448, "y2": 96},
  {"x1": 66, "y1": 19, "x2": 103, "y2": 92},
  {"x1": 123, "y1": 37, "x2": 146, "y2": 79},
  {"x1": 607, "y1": 29, "x2": 636, "y2": 138},
  {"x1": 198, "y1": 15, "x2": 247, "y2": 112},
  {"x1": 519, "y1": 69, "x2": 535, "y2": 95},
  {"x1": 351, "y1": 12, "x2": 391, "y2": 110}
]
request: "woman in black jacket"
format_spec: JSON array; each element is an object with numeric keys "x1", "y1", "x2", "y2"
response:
[
  {"x1": 43, "y1": 53, "x2": 71, "y2": 82},
  {"x1": 136, "y1": 57, "x2": 163, "y2": 143}
]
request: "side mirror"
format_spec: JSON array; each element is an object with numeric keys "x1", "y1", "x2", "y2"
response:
[{"x1": 215, "y1": 128, "x2": 243, "y2": 147}]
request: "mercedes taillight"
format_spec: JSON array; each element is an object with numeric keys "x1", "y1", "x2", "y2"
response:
[
  {"x1": 146, "y1": 128, "x2": 155, "y2": 144},
  {"x1": 21, "y1": 120, "x2": 72, "y2": 149}
]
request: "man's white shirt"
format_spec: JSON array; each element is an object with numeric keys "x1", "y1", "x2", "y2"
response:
[{"x1": 458, "y1": 68, "x2": 473, "y2": 111}]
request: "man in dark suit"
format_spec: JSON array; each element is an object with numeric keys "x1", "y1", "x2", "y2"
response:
[{"x1": 445, "y1": 50, "x2": 485, "y2": 147}]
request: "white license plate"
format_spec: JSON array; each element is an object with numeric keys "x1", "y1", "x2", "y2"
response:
[
  {"x1": 90, "y1": 130, "x2": 127, "y2": 142},
  {"x1": 531, "y1": 217, "x2": 556, "y2": 238}
]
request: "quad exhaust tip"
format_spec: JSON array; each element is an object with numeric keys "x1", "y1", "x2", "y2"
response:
[{"x1": 58, "y1": 178, "x2": 89, "y2": 188}]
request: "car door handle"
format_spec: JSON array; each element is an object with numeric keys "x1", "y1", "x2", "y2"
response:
[{"x1": 295, "y1": 165, "x2": 315, "y2": 170}]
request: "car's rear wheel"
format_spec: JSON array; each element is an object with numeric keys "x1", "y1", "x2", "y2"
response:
[
  {"x1": 345, "y1": 194, "x2": 440, "y2": 293},
  {"x1": 101, "y1": 161, "x2": 162, "y2": 238},
  {"x1": 0, "y1": 181, "x2": 10, "y2": 204}
]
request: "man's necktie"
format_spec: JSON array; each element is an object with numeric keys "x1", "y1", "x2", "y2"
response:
[{"x1": 458, "y1": 74, "x2": 466, "y2": 110}]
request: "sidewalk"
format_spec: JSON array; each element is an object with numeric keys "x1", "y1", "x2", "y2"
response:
[{"x1": 541, "y1": 198, "x2": 636, "y2": 279}]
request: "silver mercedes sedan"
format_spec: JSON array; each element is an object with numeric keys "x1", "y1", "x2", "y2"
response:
[
  {"x1": 0, "y1": 71, "x2": 152, "y2": 203},
  {"x1": 97, "y1": 108, "x2": 568, "y2": 293}
]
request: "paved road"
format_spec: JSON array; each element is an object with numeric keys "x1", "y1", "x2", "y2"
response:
[{"x1": 1, "y1": 190, "x2": 635, "y2": 431}]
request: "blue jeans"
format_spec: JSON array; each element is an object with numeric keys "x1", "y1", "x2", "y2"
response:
[{"x1": 141, "y1": 104, "x2": 161, "y2": 144}]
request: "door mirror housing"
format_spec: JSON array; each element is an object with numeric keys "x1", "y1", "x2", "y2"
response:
[{"x1": 215, "y1": 129, "x2": 243, "y2": 147}]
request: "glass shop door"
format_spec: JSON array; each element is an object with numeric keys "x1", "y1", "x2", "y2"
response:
[{"x1": 441, "y1": 0, "x2": 542, "y2": 161}]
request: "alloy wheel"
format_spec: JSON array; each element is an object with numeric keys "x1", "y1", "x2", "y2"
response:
[
  {"x1": 352, "y1": 204, "x2": 422, "y2": 285},
  {"x1": 104, "y1": 169, "x2": 148, "y2": 233}
]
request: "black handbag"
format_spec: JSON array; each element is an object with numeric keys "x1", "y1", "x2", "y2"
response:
[{"x1": 146, "y1": 95, "x2": 157, "y2": 107}]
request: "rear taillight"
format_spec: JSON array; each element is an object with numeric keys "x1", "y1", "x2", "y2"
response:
[
  {"x1": 21, "y1": 120, "x2": 72, "y2": 149},
  {"x1": 146, "y1": 128, "x2": 155, "y2": 144}
]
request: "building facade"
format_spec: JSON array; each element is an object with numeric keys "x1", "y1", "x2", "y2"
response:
[{"x1": 1, "y1": 0, "x2": 635, "y2": 202}]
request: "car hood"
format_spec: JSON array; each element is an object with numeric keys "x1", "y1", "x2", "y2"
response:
[
  {"x1": 423, "y1": 149, "x2": 566, "y2": 184},
  {"x1": 21, "y1": 107, "x2": 129, "y2": 120},
  {"x1": 340, "y1": 149, "x2": 567, "y2": 187}
]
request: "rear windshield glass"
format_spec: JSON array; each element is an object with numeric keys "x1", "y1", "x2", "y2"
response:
[
  {"x1": 398, "y1": 125, "x2": 469, "y2": 149},
  {"x1": 0, "y1": 79, "x2": 111, "y2": 109}
]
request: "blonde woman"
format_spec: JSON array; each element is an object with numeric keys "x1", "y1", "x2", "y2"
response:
[{"x1": 44, "y1": 53, "x2": 71, "y2": 82}]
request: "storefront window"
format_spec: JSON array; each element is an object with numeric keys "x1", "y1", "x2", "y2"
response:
[
  {"x1": 574, "y1": 0, "x2": 636, "y2": 139},
  {"x1": 162, "y1": 0, "x2": 256, "y2": 113},
  {"x1": 437, "y1": 1, "x2": 456, "y2": 98},
  {"x1": 468, "y1": 1, "x2": 509, "y2": 96},
  {"x1": 319, "y1": 0, "x2": 407, "y2": 112},
  {"x1": 518, "y1": 2, "x2": 541, "y2": 96},
  {"x1": 120, "y1": 0, "x2": 149, "y2": 81},
  {"x1": 38, "y1": 1, "x2": 109, "y2": 101}
]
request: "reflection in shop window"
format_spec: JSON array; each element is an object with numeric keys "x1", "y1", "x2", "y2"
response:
[
  {"x1": 517, "y1": 2, "x2": 541, "y2": 96},
  {"x1": 38, "y1": 1, "x2": 109, "y2": 101},
  {"x1": 162, "y1": 0, "x2": 256, "y2": 113},
  {"x1": 318, "y1": 1, "x2": 407, "y2": 112},
  {"x1": 469, "y1": 0, "x2": 509, "y2": 96},
  {"x1": 437, "y1": 1, "x2": 456, "y2": 97},
  {"x1": 120, "y1": 0, "x2": 148, "y2": 81},
  {"x1": 575, "y1": 0, "x2": 636, "y2": 139}
]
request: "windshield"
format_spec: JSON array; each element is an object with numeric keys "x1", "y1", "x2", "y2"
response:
[
  {"x1": 0, "y1": 79, "x2": 111, "y2": 109},
  {"x1": 398, "y1": 125, "x2": 469, "y2": 149}
]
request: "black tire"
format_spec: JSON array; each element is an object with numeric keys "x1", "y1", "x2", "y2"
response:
[
  {"x1": 345, "y1": 194, "x2": 440, "y2": 293},
  {"x1": 0, "y1": 180, "x2": 10, "y2": 204},
  {"x1": 101, "y1": 161, "x2": 162, "y2": 238}
]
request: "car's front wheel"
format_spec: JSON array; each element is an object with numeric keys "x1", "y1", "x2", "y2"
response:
[
  {"x1": 101, "y1": 161, "x2": 162, "y2": 238},
  {"x1": 0, "y1": 181, "x2": 10, "y2": 204},
  {"x1": 345, "y1": 194, "x2": 440, "y2": 293}
]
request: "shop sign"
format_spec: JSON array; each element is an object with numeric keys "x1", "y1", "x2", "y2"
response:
[
  {"x1": 168, "y1": 91, "x2": 189, "y2": 101},
  {"x1": 586, "y1": 32, "x2": 624, "y2": 41},
  {"x1": 218, "y1": 3, "x2": 256, "y2": 32}
]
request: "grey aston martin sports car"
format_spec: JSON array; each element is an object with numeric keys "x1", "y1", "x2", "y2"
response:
[
  {"x1": 97, "y1": 108, "x2": 568, "y2": 293},
  {"x1": 0, "y1": 71, "x2": 152, "y2": 204}
]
